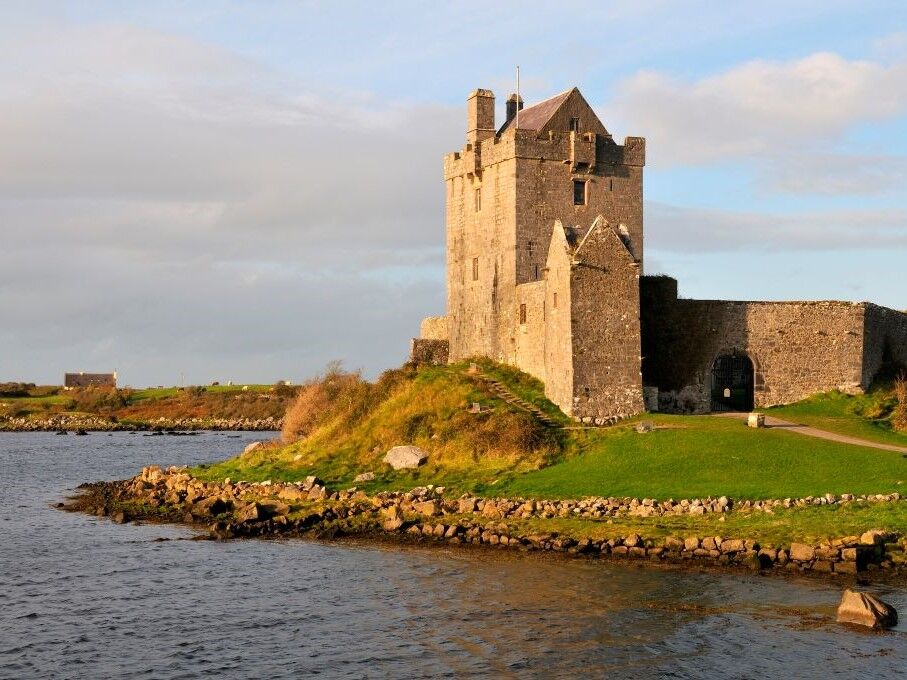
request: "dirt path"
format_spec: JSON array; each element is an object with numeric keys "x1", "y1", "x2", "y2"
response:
[{"x1": 716, "y1": 412, "x2": 907, "y2": 453}]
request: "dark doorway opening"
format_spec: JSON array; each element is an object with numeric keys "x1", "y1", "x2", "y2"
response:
[{"x1": 711, "y1": 353, "x2": 754, "y2": 412}]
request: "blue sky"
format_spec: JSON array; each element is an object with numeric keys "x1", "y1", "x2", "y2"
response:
[{"x1": 1, "y1": 1, "x2": 906, "y2": 385}]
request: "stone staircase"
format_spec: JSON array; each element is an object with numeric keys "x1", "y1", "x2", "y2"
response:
[{"x1": 475, "y1": 373, "x2": 561, "y2": 428}]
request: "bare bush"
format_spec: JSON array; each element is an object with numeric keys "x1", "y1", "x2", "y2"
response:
[
  {"x1": 893, "y1": 372, "x2": 907, "y2": 432},
  {"x1": 281, "y1": 362, "x2": 363, "y2": 444}
]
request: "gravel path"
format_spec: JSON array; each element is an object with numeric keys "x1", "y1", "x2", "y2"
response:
[{"x1": 716, "y1": 412, "x2": 907, "y2": 453}]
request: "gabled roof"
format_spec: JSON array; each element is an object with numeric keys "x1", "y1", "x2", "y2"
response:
[
  {"x1": 497, "y1": 88, "x2": 574, "y2": 134},
  {"x1": 550, "y1": 216, "x2": 635, "y2": 262}
]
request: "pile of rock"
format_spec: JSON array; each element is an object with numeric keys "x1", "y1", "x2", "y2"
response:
[
  {"x1": 0, "y1": 415, "x2": 282, "y2": 432},
  {"x1": 74, "y1": 468, "x2": 906, "y2": 577}
]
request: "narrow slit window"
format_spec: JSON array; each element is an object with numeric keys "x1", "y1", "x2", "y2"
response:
[
  {"x1": 534, "y1": 264, "x2": 539, "y2": 280},
  {"x1": 472, "y1": 257, "x2": 479, "y2": 281},
  {"x1": 553, "y1": 292, "x2": 558, "y2": 309},
  {"x1": 573, "y1": 180, "x2": 586, "y2": 205},
  {"x1": 569, "y1": 117, "x2": 579, "y2": 132},
  {"x1": 519, "y1": 303, "x2": 527, "y2": 325},
  {"x1": 474, "y1": 188, "x2": 481, "y2": 212}
]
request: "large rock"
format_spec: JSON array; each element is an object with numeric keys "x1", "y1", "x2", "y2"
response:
[
  {"x1": 789, "y1": 543, "x2": 815, "y2": 562},
  {"x1": 383, "y1": 445, "x2": 428, "y2": 470},
  {"x1": 242, "y1": 441, "x2": 263, "y2": 457},
  {"x1": 191, "y1": 496, "x2": 231, "y2": 517},
  {"x1": 413, "y1": 500, "x2": 439, "y2": 517},
  {"x1": 353, "y1": 472, "x2": 376, "y2": 483},
  {"x1": 836, "y1": 589, "x2": 898, "y2": 629}
]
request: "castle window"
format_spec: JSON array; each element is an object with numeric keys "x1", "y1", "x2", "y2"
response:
[
  {"x1": 472, "y1": 257, "x2": 479, "y2": 281},
  {"x1": 534, "y1": 264, "x2": 539, "y2": 279},
  {"x1": 573, "y1": 180, "x2": 587, "y2": 205},
  {"x1": 553, "y1": 292, "x2": 558, "y2": 309},
  {"x1": 519, "y1": 303, "x2": 527, "y2": 325},
  {"x1": 474, "y1": 188, "x2": 481, "y2": 212},
  {"x1": 569, "y1": 117, "x2": 579, "y2": 132}
]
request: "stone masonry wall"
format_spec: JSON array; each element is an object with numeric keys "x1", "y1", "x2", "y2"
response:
[
  {"x1": 863, "y1": 303, "x2": 907, "y2": 385},
  {"x1": 410, "y1": 339, "x2": 450, "y2": 366},
  {"x1": 419, "y1": 316, "x2": 448, "y2": 341},
  {"x1": 569, "y1": 227, "x2": 644, "y2": 419},
  {"x1": 541, "y1": 227, "x2": 574, "y2": 413},
  {"x1": 641, "y1": 277, "x2": 867, "y2": 412},
  {"x1": 513, "y1": 131, "x2": 644, "y2": 286}
]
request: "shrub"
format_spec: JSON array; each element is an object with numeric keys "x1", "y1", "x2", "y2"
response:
[
  {"x1": 893, "y1": 373, "x2": 907, "y2": 432},
  {"x1": 281, "y1": 362, "x2": 363, "y2": 444},
  {"x1": 71, "y1": 387, "x2": 127, "y2": 413}
]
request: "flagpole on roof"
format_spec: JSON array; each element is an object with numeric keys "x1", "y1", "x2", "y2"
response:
[{"x1": 516, "y1": 65, "x2": 520, "y2": 131}]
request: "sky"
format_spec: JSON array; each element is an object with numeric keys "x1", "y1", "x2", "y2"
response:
[{"x1": 2, "y1": 1, "x2": 907, "y2": 387}]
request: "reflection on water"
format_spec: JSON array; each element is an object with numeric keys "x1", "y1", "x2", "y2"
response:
[{"x1": 0, "y1": 432, "x2": 905, "y2": 679}]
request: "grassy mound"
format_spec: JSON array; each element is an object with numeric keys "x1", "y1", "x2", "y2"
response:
[{"x1": 194, "y1": 361, "x2": 567, "y2": 491}]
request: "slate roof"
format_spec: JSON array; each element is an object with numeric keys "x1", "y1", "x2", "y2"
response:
[{"x1": 498, "y1": 88, "x2": 574, "y2": 134}]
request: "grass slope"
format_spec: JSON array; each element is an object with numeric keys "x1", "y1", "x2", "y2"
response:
[{"x1": 195, "y1": 362, "x2": 907, "y2": 501}]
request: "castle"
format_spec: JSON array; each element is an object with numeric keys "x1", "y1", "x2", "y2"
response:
[{"x1": 412, "y1": 87, "x2": 907, "y2": 422}]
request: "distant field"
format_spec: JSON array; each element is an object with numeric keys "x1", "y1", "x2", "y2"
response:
[{"x1": 0, "y1": 382, "x2": 292, "y2": 424}]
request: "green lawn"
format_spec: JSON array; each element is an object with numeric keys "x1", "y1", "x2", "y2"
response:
[
  {"x1": 764, "y1": 390, "x2": 907, "y2": 448},
  {"x1": 495, "y1": 414, "x2": 907, "y2": 499}
]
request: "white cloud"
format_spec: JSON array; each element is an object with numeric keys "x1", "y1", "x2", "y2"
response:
[
  {"x1": 0, "y1": 22, "x2": 454, "y2": 384},
  {"x1": 610, "y1": 52, "x2": 907, "y2": 166}
]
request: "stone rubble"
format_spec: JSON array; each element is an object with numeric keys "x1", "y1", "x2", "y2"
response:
[
  {"x1": 0, "y1": 414, "x2": 281, "y2": 432},
  {"x1": 72, "y1": 466, "x2": 907, "y2": 578}
]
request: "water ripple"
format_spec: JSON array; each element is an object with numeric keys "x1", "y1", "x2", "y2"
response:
[{"x1": 1, "y1": 431, "x2": 906, "y2": 679}]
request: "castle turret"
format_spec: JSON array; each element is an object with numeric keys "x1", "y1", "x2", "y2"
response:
[
  {"x1": 466, "y1": 89, "x2": 495, "y2": 145},
  {"x1": 505, "y1": 93, "x2": 523, "y2": 125}
]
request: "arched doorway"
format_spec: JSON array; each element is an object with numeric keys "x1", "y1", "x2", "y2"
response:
[{"x1": 711, "y1": 352, "x2": 754, "y2": 412}]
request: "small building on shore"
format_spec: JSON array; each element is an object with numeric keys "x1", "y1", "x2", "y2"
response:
[{"x1": 64, "y1": 372, "x2": 117, "y2": 389}]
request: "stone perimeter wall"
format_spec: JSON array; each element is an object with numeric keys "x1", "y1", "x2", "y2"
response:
[
  {"x1": 641, "y1": 277, "x2": 869, "y2": 413},
  {"x1": 863, "y1": 303, "x2": 907, "y2": 385}
]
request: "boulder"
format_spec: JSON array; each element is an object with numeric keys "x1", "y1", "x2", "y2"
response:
[
  {"x1": 859, "y1": 529, "x2": 889, "y2": 546},
  {"x1": 301, "y1": 475, "x2": 323, "y2": 491},
  {"x1": 836, "y1": 589, "x2": 898, "y2": 630},
  {"x1": 277, "y1": 486, "x2": 307, "y2": 501},
  {"x1": 383, "y1": 445, "x2": 428, "y2": 470},
  {"x1": 307, "y1": 485, "x2": 328, "y2": 501},
  {"x1": 192, "y1": 496, "x2": 231, "y2": 517},
  {"x1": 634, "y1": 421, "x2": 654, "y2": 434},
  {"x1": 353, "y1": 472, "x2": 376, "y2": 483},
  {"x1": 242, "y1": 441, "x2": 263, "y2": 457},
  {"x1": 789, "y1": 543, "x2": 815, "y2": 562},
  {"x1": 413, "y1": 500, "x2": 440, "y2": 517},
  {"x1": 236, "y1": 502, "x2": 263, "y2": 524},
  {"x1": 458, "y1": 497, "x2": 478, "y2": 514},
  {"x1": 259, "y1": 500, "x2": 290, "y2": 518}
]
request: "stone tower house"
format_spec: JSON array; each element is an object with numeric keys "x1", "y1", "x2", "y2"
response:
[
  {"x1": 420, "y1": 87, "x2": 646, "y2": 421},
  {"x1": 413, "y1": 86, "x2": 907, "y2": 421}
]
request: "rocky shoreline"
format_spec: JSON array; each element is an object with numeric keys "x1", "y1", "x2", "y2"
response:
[
  {"x1": 63, "y1": 466, "x2": 907, "y2": 580},
  {"x1": 1, "y1": 415, "x2": 281, "y2": 432}
]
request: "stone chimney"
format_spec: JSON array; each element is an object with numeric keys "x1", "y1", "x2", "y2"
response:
[
  {"x1": 506, "y1": 93, "x2": 524, "y2": 125},
  {"x1": 466, "y1": 89, "x2": 495, "y2": 145}
]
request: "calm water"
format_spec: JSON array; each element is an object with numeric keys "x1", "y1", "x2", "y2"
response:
[{"x1": 1, "y1": 432, "x2": 905, "y2": 679}]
